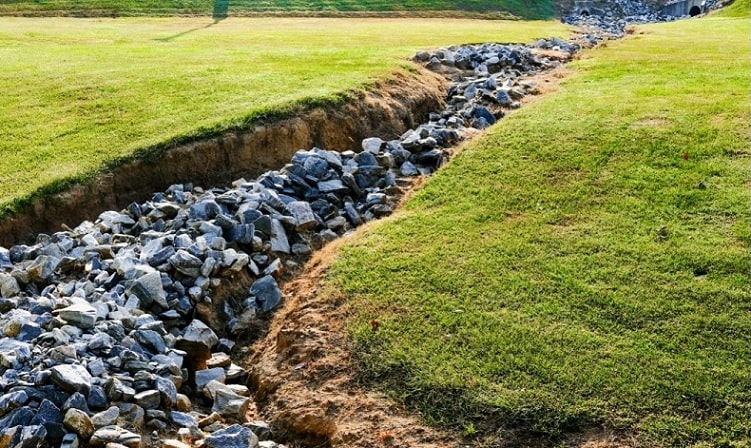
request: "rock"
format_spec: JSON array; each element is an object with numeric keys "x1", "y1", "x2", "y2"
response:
[
  {"x1": 211, "y1": 389, "x2": 250, "y2": 421},
  {"x1": 91, "y1": 407, "x2": 120, "y2": 428},
  {"x1": 286, "y1": 201, "x2": 317, "y2": 231},
  {"x1": 169, "y1": 250, "x2": 203, "y2": 278},
  {"x1": 127, "y1": 271, "x2": 168, "y2": 309},
  {"x1": 175, "y1": 319, "x2": 218, "y2": 367},
  {"x1": 155, "y1": 376, "x2": 178, "y2": 409},
  {"x1": 29, "y1": 399, "x2": 64, "y2": 443},
  {"x1": 0, "y1": 275, "x2": 20, "y2": 298},
  {"x1": 269, "y1": 220, "x2": 290, "y2": 254},
  {"x1": 203, "y1": 424, "x2": 259, "y2": 448},
  {"x1": 27, "y1": 255, "x2": 60, "y2": 283},
  {"x1": 89, "y1": 426, "x2": 141, "y2": 448},
  {"x1": 169, "y1": 411, "x2": 198, "y2": 429},
  {"x1": 134, "y1": 390, "x2": 161, "y2": 410},
  {"x1": 63, "y1": 408, "x2": 95, "y2": 440},
  {"x1": 55, "y1": 302, "x2": 98, "y2": 329},
  {"x1": 117, "y1": 403, "x2": 145, "y2": 430},
  {"x1": 195, "y1": 368, "x2": 226, "y2": 393},
  {"x1": 249, "y1": 276, "x2": 282, "y2": 313},
  {"x1": 50, "y1": 364, "x2": 92, "y2": 395},
  {"x1": 0, "y1": 390, "x2": 28, "y2": 418},
  {"x1": 361, "y1": 137, "x2": 384, "y2": 153}
]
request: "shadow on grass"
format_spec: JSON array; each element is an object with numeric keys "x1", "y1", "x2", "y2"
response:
[{"x1": 154, "y1": 0, "x2": 229, "y2": 42}]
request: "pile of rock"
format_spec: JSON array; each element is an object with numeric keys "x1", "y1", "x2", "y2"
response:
[
  {"x1": 415, "y1": 41, "x2": 572, "y2": 129},
  {"x1": 0, "y1": 96, "x2": 480, "y2": 447}
]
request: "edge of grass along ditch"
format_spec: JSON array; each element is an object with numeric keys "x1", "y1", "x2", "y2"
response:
[{"x1": 335, "y1": 11, "x2": 751, "y2": 447}]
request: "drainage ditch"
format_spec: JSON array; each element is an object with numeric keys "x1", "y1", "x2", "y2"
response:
[{"x1": 0, "y1": 16, "x2": 655, "y2": 448}]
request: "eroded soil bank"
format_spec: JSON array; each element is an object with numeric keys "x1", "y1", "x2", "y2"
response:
[{"x1": 0, "y1": 69, "x2": 447, "y2": 247}]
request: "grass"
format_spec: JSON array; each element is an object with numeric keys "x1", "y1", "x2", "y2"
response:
[
  {"x1": 0, "y1": 17, "x2": 569, "y2": 219},
  {"x1": 333, "y1": 11, "x2": 751, "y2": 448},
  {"x1": 0, "y1": 0, "x2": 555, "y2": 19}
]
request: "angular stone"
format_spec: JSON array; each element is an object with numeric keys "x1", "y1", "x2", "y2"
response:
[
  {"x1": 91, "y1": 407, "x2": 120, "y2": 428},
  {"x1": 64, "y1": 408, "x2": 95, "y2": 440},
  {"x1": 317, "y1": 179, "x2": 348, "y2": 195},
  {"x1": 269, "y1": 219, "x2": 290, "y2": 254},
  {"x1": 211, "y1": 389, "x2": 250, "y2": 422},
  {"x1": 50, "y1": 364, "x2": 92, "y2": 395},
  {"x1": 204, "y1": 424, "x2": 259, "y2": 448},
  {"x1": 0, "y1": 274, "x2": 20, "y2": 298},
  {"x1": 195, "y1": 368, "x2": 226, "y2": 393},
  {"x1": 249, "y1": 276, "x2": 282, "y2": 313},
  {"x1": 127, "y1": 271, "x2": 168, "y2": 309},
  {"x1": 169, "y1": 411, "x2": 198, "y2": 429},
  {"x1": 55, "y1": 302, "x2": 98, "y2": 329},
  {"x1": 27, "y1": 255, "x2": 61, "y2": 283},
  {"x1": 117, "y1": 403, "x2": 145, "y2": 430},
  {"x1": 361, "y1": 137, "x2": 385, "y2": 153},
  {"x1": 89, "y1": 426, "x2": 141, "y2": 448},
  {"x1": 134, "y1": 390, "x2": 161, "y2": 410},
  {"x1": 286, "y1": 201, "x2": 317, "y2": 231},
  {"x1": 175, "y1": 319, "x2": 218, "y2": 367},
  {"x1": 155, "y1": 376, "x2": 178, "y2": 409},
  {"x1": 169, "y1": 250, "x2": 203, "y2": 277}
]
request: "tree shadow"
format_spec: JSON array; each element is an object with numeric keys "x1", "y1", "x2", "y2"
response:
[{"x1": 154, "y1": 1, "x2": 230, "y2": 42}]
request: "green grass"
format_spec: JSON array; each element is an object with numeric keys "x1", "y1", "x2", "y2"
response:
[
  {"x1": 712, "y1": 0, "x2": 749, "y2": 17},
  {"x1": 0, "y1": 0, "x2": 555, "y2": 19},
  {"x1": 0, "y1": 17, "x2": 568, "y2": 218},
  {"x1": 333, "y1": 12, "x2": 751, "y2": 448}
]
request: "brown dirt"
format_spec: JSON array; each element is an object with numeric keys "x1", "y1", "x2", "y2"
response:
[
  {"x1": 0, "y1": 68, "x2": 447, "y2": 246},
  {"x1": 246, "y1": 231, "x2": 459, "y2": 448}
]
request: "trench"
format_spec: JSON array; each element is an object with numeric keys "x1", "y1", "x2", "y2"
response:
[
  {"x1": 0, "y1": 70, "x2": 447, "y2": 248},
  {"x1": 0, "y1": 26, "x2": 624, "y2": 448}
]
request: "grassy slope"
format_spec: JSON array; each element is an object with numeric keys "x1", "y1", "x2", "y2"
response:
[
  {"x1": 0, "y1": 0, "x2": 554, "y2": 19},
  {"x1": 0, "y1": 17, "x2": 568, "y2": 218},
  {"x1": 334, "y1": 12, "x2": 751, "y2": 448}
]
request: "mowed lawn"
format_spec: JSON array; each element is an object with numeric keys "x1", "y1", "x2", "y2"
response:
[
  {"x1": 0, "y1": 17, "x2": 568, "y2": 217},
  {"x1": 0, "y1": 0, "x2": 554, "y2": 19},
  {"x1": 333, "y1": 6, "x2": 750, "y2": 447}
]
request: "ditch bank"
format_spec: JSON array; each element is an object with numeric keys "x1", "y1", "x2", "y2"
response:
[{"x1": 0, "y1": 69, "x2": 448, "y2": 247}]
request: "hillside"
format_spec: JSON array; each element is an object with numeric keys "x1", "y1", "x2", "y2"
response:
[{"x1": 0, "y1": 0, "x2": 555, "y2": 19}]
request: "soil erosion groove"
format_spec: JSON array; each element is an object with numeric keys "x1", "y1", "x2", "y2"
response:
[{"x1": 0, "y1": 69, "x2": 447, "y2": 247}]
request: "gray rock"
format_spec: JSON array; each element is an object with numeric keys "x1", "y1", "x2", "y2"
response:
[
  {"x1": 204, "y1": 424, "x2": 259, "y2": 448},
  {"x1": 55, "y1": 302, "x2": 98, "y2": 329},
  {"x1": 361, "y1": 137, "x2": 384, "y2": 153},
  {"x1": 317, "y1": 179, "x2": 348, "y2": 195},
  {"x1": 0, "y1": 274, "x2": 20, "y2": 298},
  {"x1": 0, "y1": 390, "x2": 28, "y2": 418},
  {"x1": 91, "y1": 406, "x2": 120, "y2": 428},
  {"x1": 117, "y1": 403, "x2": 145, "y2": 430},
  {"x1": 127, "y1": 271, "x2": 168, "y2": 309},
  {"x1": 269, "y1": 219, "x2": 290, "y2": 254},
  {"x1": 195, "y1": 367, "x2": 226, "y2": 393},
  {"x1": 250, "y1": 276, "x2": 282, "y2": 313},
  {"x1": 134, "y1": 329, "x2": 166, "y2": 354},
  {"x1": 50, "y1": 364, "x2": 92, "y2": 395},
  {"x1": 169, "y1": 411, "x2": 198, "y2": 428},
  {"x1": 27, "y1": 255, "x2": 60, "y2": 283},
  {"x1": 155, "y1": 376, "x2": 178, "y2": 409},
  {"x1": 89, "y1": 425, "x2": 142, "y2": 448},
  {"x1": 134, "y1": 390, "x2": 161, "y2": 410},
  {"x1": 169, "y1": 250, "x2": 203, "y2": 277},
  {"x1": 211, "y1": 389, "x2": 250, "y2": 421},
  {"x1": 286, "y1": 201, "x2": 317, "y2": 231}
]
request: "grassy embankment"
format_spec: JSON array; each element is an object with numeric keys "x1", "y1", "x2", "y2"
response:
[
  {"x1": 0, "y1": 0, "x2": 554, "y2": 19},
  {"x1": 0, "y1": 17, "x2": 568, "y2": 220},
  {"x1": 334, "y1": 7, "x2": 751, "y2": 448}
]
